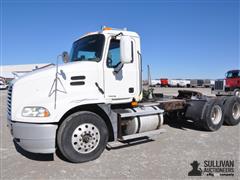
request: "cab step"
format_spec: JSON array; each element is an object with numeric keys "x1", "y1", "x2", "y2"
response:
[
  {"x1": 107, "y1": 129, "x2": 166, "y2": 149},
  {"x1": 120, "y1": 128, "x2": 166, "y2": 141}
]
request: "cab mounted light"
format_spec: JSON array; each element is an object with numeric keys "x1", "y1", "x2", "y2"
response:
[
  {"x1": 103, "y1": 27, "x2": 112, "y2": 31},
  {"x1": 101, "y1": 26, "x2": 127, "y2": 31},
  {"x1": 22, "y1": 107, "x2": 50, "y2": 117}
]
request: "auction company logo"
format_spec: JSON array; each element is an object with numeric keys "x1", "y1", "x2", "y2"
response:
[{"x1": 188, "y1": 160, "x2": 234, "y2": 177}]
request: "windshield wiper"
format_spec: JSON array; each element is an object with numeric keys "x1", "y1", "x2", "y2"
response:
[
  {"x1": 73, "y1": 58, "x2": 86, "y2": 62},
  {"x1": 72, "y1": 58, "x2": 99, "y2": 62}
]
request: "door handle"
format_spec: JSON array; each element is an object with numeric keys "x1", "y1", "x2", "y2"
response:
[{"x1": 129, "y1": 87, "x2": 134, "y2": 93}]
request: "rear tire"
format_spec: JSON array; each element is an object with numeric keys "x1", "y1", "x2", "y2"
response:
[
  {"x1": 57, "y1": 111, "x2": 108, "y2": 163},
  {"x1": 223, "y1": 96, "x2": 240, "y2": 126},
  {"x1": 201, "y1": 99, "x2": 224, "y2": 131}
]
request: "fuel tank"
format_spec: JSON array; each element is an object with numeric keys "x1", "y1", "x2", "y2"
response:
[{"x1": 122, "y1": 106, "x2": 163, "y2": 135}]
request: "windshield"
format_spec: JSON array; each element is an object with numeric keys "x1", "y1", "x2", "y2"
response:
[
  {"x1": 226, "y1": 71, "x2": 240, "y2": 78},
  {"x1": 70, "y1": 34, "x2": 105, "y2": 62}
]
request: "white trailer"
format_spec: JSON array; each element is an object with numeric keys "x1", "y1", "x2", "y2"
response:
[
  {"x1": 7, "y1": 27, "x2": 240, "y2": 163},
  {"x1": 169, "y1": 79, "x2": 190, "y2": 87},
  {"x1": 150, "y1": 79, "x2": 161, "y2": 87},
  {"x1": 169, "y1": 79, "x2": 179, "y2": 87},
  {"x1": 179, "y1": 79, "x2": 190, "y2": 87}
]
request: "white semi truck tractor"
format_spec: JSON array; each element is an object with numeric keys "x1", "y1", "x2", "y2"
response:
[{"x1": 7, "y1": 27, "x2": 240, "y2": 163}]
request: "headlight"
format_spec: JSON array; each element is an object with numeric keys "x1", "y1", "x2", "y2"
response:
[{"x1": 22, "y1": 107, "x2": 50, "y2": 117}]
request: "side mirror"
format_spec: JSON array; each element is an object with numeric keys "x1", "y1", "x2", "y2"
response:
[
  {"x1": 120, "y1": 36, "x2": 132, "y2": 64},
  {"x1": 62, "y1": 51, "x2": 69, "y2": 63}
]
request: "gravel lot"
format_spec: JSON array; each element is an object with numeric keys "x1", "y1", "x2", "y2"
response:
[{"x1": 1, "y1": 88, "x2": 239, "y2": 179}]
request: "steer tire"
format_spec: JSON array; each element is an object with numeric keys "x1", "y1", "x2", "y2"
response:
[
  {"x1": 223, "y1": 96, "x2": 240, "y2": 126},
  {"x1": 233, "y1": 89, "x2": 240, "y2": 98},
  {"x1": 57, "y1": 111, "x2": 109, "y2": 163},
  {"x1": 201, "y1": 99, "x2": 224, "y2": 131}
]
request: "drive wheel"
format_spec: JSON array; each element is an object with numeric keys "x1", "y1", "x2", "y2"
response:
[
  {"x1": 57, "y1": 111, "x2": 108, "y2": 163},
  {"x1": 201, "y1": 99, "x2": 224, "y2": 131},
  {"x1": 224, "y1": 96, "x2": 240, "y2": 126}
]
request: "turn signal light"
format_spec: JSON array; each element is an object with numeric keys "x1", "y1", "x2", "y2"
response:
[
  {"x1": 131, "y1": 101, "x2": 138, "y2": 107},
  {"x1": 43, "y1": 110, "x2": 50, "y2": 117}
]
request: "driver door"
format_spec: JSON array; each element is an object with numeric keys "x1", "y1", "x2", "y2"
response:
[{"x1": 104, "y1": 37, "x2": 138, "y2": 103}]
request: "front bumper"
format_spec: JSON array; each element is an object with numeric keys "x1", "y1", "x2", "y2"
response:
[
  {"x1": 7, "y1": 120, "x2": 58, "y2": 153},
  {"x1": 212, "y1": 90, "x2": 233, "y2": 96}
]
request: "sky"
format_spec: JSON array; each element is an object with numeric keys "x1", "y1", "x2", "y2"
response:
[{"x1": 1, "y1": 0, "x2": 239, "y2": 79}]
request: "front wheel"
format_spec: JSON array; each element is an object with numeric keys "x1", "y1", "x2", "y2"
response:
[
  {"x1": 57, "y1": 111, "x2": 109, "y2": 163},
  {"x1": 233, "y1": 89, "x2": 240, "y2": 97}
]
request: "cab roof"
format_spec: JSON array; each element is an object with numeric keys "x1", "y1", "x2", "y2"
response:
[
  {"x1": 227, "y1": 70, "x2": 240, "y2": 73},
  {"x1": 75, "y1": 28, "x2": 139, "y2": 42}
]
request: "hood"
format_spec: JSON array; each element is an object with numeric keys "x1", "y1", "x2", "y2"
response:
[
  {"x1": 10, "y1": 61, "x2": 103, "y2": 122},
  {"x1": 12, "y1": 61, "x2": 98, "y2": 85}
]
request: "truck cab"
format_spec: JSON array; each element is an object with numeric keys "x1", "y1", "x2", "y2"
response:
[
  {"x1": 8, "y1": 28, "x2": 142, "y2": 122},
  {"x1": 225, "y1": 70, "x2": 240, "y2": 92},
  {"x1": 213, "y1": 70, "x2": 240, "y2": 97}
]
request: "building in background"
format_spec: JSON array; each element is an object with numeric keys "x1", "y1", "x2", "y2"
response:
[{"x1": 0, "y1": 63, "x2": 53, "y2": 82}]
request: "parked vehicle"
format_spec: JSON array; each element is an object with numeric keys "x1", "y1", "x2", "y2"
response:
[
  {"x1": 7, "y1": 27, "x2": 240, "y2": 163},
  {"x1": 179, "y1": 79, "x2": 191, "y2": 87},
  {"x1": 168, "y1": 79, "x2": 179, "y2": 87},
  {"x1": 150, "y1": 79, "x2": 161, "y2": 87},
  {"x1": 190, "y1": 79, "x2": 204, "y2": 87},
  {"x1": 203, "y1": 79, "x2": 211, "y2": 88},
  {"x1": 169, "y1": 79, "x2": 190, "y2": 88},
  {"x1": 177, "y1": 79, "x2": 190, "y2": 87},
  {"x1": 210, "y1": 80, "x2": 215, "y2": 87},
  {"x1": 212, "y1": 70, "x2": 240, "y2": 97},
  {"x1": 160, "y1": 78, "x2": 168, "y2": 87}
]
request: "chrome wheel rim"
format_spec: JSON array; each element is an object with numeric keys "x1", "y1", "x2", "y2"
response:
[
  {"x1": 71, "y1": 123, "x2": 100, "y2": 154},
  {"x1": 235, "y1": 91, "x2": 240, "y2": 97},
  {"x1": 210, "y1": 105, "x2": 222, "y2": 125},
  {"x1": 232, "y1": 102, "x2": 240, "y2": 120}
]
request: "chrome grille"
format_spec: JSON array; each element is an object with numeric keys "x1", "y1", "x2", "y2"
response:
[
  {"x1": 7, "y1": 84, "x2": 13, "y2": 118},
  {"x1": 214, "y1": 80, "x2": 224, "y2": 91}
]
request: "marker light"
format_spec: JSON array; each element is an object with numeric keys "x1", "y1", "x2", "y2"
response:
[
  {"x1": 131, "y1": 101, "x2": 138, "y2": 107},
  {"x1": 22, "y1": 107, "x2": 50, "y2": 117},
  {"x1": 103, "y1": 27, "x2": 112, "y2": 30}
]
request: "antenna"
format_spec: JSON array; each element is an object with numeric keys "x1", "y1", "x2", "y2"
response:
[
  {"x1": 48, "y1": 55, "x2": 67, "y2": 109},
  {"x1": 54, "y1": 55, "x2": 60, "y2": 109}
]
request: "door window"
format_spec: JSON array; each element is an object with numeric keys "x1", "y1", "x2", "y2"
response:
[{"x1": 107, "y1": 39, "x2": 120, "y2": 68}]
